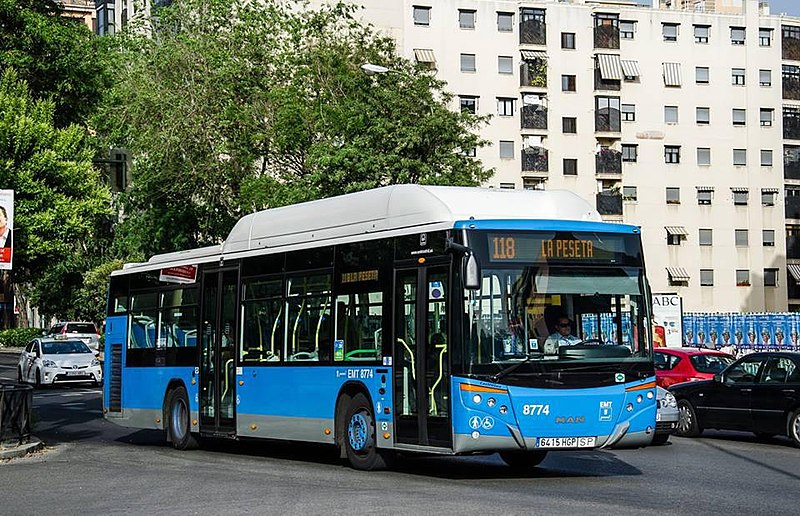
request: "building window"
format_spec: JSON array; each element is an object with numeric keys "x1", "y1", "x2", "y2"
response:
[
  {"x1": 700, "y1": 269, "x2": 714, "y2": 286},
  {"x1": 497, "y1": 12, "x2": 513, "y2": 32},
  {"x1": 499, "y1": 140, "x2": 515, "y2": 159},
  {"x1": 696, "y1": 66, "x2": 709, "y2": 84},
  {"x1": 663, "y1": 23, "x2": 679, "y2": 42},
  {"x1": 413, "y1": 6, "x2": 431, "y2": 26},
  {"x1": 562, "y1": 117, "x2": 577, "y2": 133},
  {"x1": 499, "y1": 182, "x2": 515, "y2": 190},
  {"x1": 459, "y1": 95, "x2": 478, "y2": 114},
  {"x1": 731, "y1": 68, "x2": 745, "y2": 86},
  {"x1": 733, "y1": 190, "x2": 749, "y2": 205},
  {"x1": 664, "y1": 106, "x2": 678, "y2": 124},
  {"x1": 760, "y1": 69, "x2": 772, "y2": 86},
  {"x1": 460, "y1": 54, "x2": 476, "y2": 72},
  {"x1": 699, "y1": 228, "x2": 712, "y2": 246},
  {"x1": 666, "y1": 187, "x2": 680, "y2": 204},
  {"x1": 498, "y1": 56, "x2": 513, "y2": 74},
  {"x1": 759, "y1": 28, "x2": 772, "y2": 47},
  {"x1": 733, "y1": 148, "x2": 747, "y2": 166},
  {"x1": 621, "y1": 104, "x2": 635, "y2": 122},
  {"x1": 497, "y1": 97, "x2": 515, "y2": 117},
  {"x1": 623, "y1": 186, "x2": 637, "y2": 201},
  {"x1": 763, "y1": 229, "x2": 775, "y2": 246},
  {"x1": 762, "y1": 190, "x2": 776, "y2": 206},
  {"x1": 693, "y1": 24, "x2": 709, "y2": 43},
  {"x1": 563, "y1": 158, "x2": 578, "y2": 176},
  {"x1": 697, "y1": 147, "x2": 711, "y2": 166},
  {"x1": 696, "y1": 107, "x2": 710, "y2": 125},
  {"x1": 523, "y1": 178, "x2": 546, "y2": 190},
  {"x1": 736, "y1": 269, "x2": 750, "y2": 287},
  {"x1": 622, "y1": 144, "x2": 638, "y2": 162},
  {"x1": 665, "y1": 145, "x2": 680, "y2": 164},
  {"x1": 561, "y1": 75, "x2": 576, "y2": 92},
  {"x1": 459, "y1": 9, "x2": 476, "y2": 29},
  {"x1": 697, "y1": 190, "x2": 713, "y2": 205},
  {"x1": 667, "y1": 232, "x2": 684, "y2": 246},
  {"x1": 732, "y1": 108, "x2": 746, "y2": 126},
  {"x1": 761, "y1": 149, "x2": 773, "y2": 167},
  {"x1": 764, "y1": 268, "x2": 778, "y2": 287},
  {"x1": 735, "y1": 229, "x2": 749, "y2": 246},
  {"x1": 561, "y1": 32, "x2": 575, "y2": 49},
  {"x1": 760, "y1": 108, "x2": 774, "y2": 127},
  {"x1": 730, "y1": 27, "x2": 745, "y2": 45}
]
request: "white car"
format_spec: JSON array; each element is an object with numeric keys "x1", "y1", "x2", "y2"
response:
[
  {"x1": 17, "y1": 338, "x2": 102, "y2": 387},
  {"x1": 653, "y1": 386, "x2": 679, "y2": 445},
  {"x1": 47, "y1": 321, "x2": 101, "y2": 352}
]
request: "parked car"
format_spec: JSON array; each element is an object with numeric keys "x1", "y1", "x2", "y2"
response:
[
  {"x1": 17, "y1": 338, "x2": 102, "y2": 387},
  {"x1": 47, "y1": 321, "x2": 100, "y2": 352},
  {"x1": 670, "y1": 352, "x2": 800, "y2": 447},
  {"x1": 654, "y1": 386, "x2": 678, "y2": 445},
  {"x1": 654, "y1": 347, "x2": 735, "y2": 388}
]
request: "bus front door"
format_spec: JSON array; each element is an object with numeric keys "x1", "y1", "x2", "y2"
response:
[
  {"x1": 199, "y1": 268, "x2": 238, "y2": 435},
  {"x1": 394, "y1": 265, "x2": 452, "y2": 448}
]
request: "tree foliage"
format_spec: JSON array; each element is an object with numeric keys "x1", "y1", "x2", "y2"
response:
[
  {"x1": 0, "y1": 70, "x2": 113, "y2": 320},
  {"x1": 98, "y1": 0, "x2": 492, "y2": 258}
]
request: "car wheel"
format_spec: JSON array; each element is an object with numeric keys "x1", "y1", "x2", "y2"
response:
[
  {"x1": 167, "y1": 386, "x2": 199, "y2": 450},
  {"x1": 788, "y1": 410, "x2": 800, "y2": 448},
  {"x1": 342, "y1": 392, "x2": 393, "y2": 470},
  {"x1": 651, "y1": 434, "x2": 670, "y2": 446},
  {"x1": 677, "y1": 399, "x2": 702, "y2": 437},
  {"x1": 499, "y1": 450, "x2": 548, "y2": 468}
]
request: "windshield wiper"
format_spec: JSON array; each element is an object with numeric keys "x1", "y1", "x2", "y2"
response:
[{"x1": 490, "y1": 353, "x2": 543, "y2": 382}]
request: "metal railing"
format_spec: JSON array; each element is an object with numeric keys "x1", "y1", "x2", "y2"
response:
[{"x1": 0, "y1": 383, "x2": 33, "y2": 446}]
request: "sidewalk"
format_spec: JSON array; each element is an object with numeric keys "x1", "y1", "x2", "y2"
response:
[{"x1": 0, "y1": 437, "x2": 43, "y2": 460}]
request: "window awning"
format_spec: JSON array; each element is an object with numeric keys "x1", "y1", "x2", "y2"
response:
[
  {"x1": 597, "y1": 54, "x2": 623, "y2": 81},
  {"x1": 521, "y1": 50, "x2": 547, "y2": 61},
  {"x1": 663, "y1": 62, "x2": 682, "y2": 86},
  {"x1": 731, "y1": 187, "x2": 749, "y2": 193},
  {"x1": 665, "y1": 226, "x2": 688, "y2": 236},
  {"x1": 667, "y1": 267, "x2": 690, "y2": 282},
  {"x1": 696, "y1": 186, "x2": 715, "y2": 192},
  {"x1": 788, "y1": 264, "x2": 800, "y2": 282},
  {"x1": 414, "y1": 48, "x2": 436, "y2": 63},
  {"x1": 621, "y1": 60, "x2": 640, "y2": 78},
  {"x1": 762, "y1": 187, "x2": 780, "y2": 193}
]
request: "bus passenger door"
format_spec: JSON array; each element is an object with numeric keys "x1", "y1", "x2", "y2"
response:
[
  {"x1": 394, "y1": 265, "x2": 452, "y2": 448},
  {"x1": 199, "y1": 268, "x2": 238, "y2": 434}
]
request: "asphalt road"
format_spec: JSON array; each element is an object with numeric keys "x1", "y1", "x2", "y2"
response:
[{"x1": 1, "y1": 348, "x2": 799, "y2": 515}]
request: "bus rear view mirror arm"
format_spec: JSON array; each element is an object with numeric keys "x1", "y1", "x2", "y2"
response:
[{"x1": 446, "y1": 239, "x2": 481, "y2": 290}]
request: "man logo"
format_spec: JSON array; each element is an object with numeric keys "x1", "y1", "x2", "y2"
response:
[{"x1": 555, "y1": 416, "x2": 585, "y2": 424}]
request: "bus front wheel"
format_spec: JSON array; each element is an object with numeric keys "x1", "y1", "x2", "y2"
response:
[
  {"x1": 167, "y1": 386, "x2": 199, "y2": 450},
  {"x1": 499, "y1": 450, "x2": 548, "y2": 469},
  {"x1": 343, "y1": 392, "x2": 393, "y2": 470}
]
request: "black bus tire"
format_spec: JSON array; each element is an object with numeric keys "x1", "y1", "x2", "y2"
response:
[
  {"x1": 499, "y1": 450, "x2": 548, "y2": 469},
  {"x1": 167, "y1": 386, "x2": 199, "y2": 450},
  {"x1": 343, "y1": 392, "x2": 393, "y2": 470}
]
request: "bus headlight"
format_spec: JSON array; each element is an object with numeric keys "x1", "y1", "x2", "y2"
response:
[{"x1": 472, "y1": 394, "x2": 482, "y2": 404}]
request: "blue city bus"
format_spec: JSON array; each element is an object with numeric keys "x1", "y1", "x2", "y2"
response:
[{"x1": 103, "y1": 185, "x2": 656, "y2": 470}]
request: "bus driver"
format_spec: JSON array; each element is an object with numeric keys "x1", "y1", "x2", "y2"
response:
[{"x1": 544, "y1": 316, "x2": 581, "y2": 355}]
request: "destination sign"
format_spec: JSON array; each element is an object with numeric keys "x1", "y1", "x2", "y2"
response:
[{"x1": 486, "y1": 232, "x2": 635, "y2": 264}]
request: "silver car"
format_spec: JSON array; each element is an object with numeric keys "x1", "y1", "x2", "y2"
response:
[
  {"x1": 17, "y1": 338, "x2": 102, "y2": 387},
  {"x1": 47, "y1": 321, "x2": 100, "y2": 352},
  {"x1": 654, "y1": 386, "x2": 679, "y2": 445}
]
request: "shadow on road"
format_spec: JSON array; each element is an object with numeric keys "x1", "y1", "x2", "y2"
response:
[{"x1": 692, "y1": 433, "x2": 800, "y2": 482}]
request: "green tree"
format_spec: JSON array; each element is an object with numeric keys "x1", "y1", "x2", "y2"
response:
[
  {"x1": 0, "y1": 0, "x2": 109, "y2": 128},
  {"x1": 0, "y1": 70, "x2": 113, "y2": 321},
  {"x1": 97, "y1": 0, "x2": 491, "y2": 258}
]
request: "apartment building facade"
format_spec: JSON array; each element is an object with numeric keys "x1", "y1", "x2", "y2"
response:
[{"x1": 99, "y1": 0, "x2": 800, "y2": 313}]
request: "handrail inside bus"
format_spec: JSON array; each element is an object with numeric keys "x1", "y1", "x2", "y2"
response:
[
  {"x1": 398, "y1": 338, "x2": 415, "y2": 380},
  {"x1": 271, "y1": 305, "x2": 283, "y2": 360},
  {"x1": 429, "y1": 342, "x2": 447, "y2": 416},
  {"x1": 314, "y1": 298, "x2": 329, "y2": 357},
  {"x1": 292, "y1": 300, "x2": 305, "y2": 359},
  {"x1": 221, "y1": 357, "x2": 234, "y2": 404}
]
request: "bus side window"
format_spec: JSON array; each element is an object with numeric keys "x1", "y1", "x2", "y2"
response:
[{"x1": 335, "y1": 291, "x2": 383, "y2": 362}]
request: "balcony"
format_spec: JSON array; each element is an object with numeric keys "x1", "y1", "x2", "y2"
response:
[
  {"x1": 520, "y1": 20, "x2": 546, "y2": 45},
  {"x1": 784, "y1": 77, "x2": 800, "y2": 101},
  {"x1": 786, "y1": 195, "x2": 800, "y2": 219},
  {"x1": 786, "y1": 153, "x2": 800, "y2": 180},
  {"x1": 596, "y1": 149, "x2": 622, "y2": 175},
  {"x1": 596, "y1": 192, "x2": 623, "y2": 215},
  {"x1": 788, "y1": 276, "x2": 800, "y2": 300},
  {"x1": 783, "y1": 34, "x2": 800, "y2": 61},
  {"x1": 788, "y1": 236, "x2": 800, "y2": 259},
  {"x1": 785, "y1": 113, "x2": 800, "y2": 140},
  {"x1": 594, "y1": 25, "x2": 619, "y2": 50},
  {"x1": 521, "y1": 147, "x2": 549, "y2": 174},
  {"x1": 520, "y1": 60, "x2": 547, "y2": 88},
  {"x1": 594, "y1": 69, "x2": 620, "y2": 92},
  {"x1": 595, "y1": 109, "x2": 621, "y2": 133},
  {"x1": 521, "y1": 105, "x2": 547, "y2": 130}
]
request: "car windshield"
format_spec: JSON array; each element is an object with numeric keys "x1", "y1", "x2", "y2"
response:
[
  {"x1": 690, "y1": 354, "x2": 735, "y2": 374},
  {"x1": 466, "y1": 265, "x2": 649, "y2": 369},
  {"x1": 42, "y1": 341, "x2": 91, "y2": 354},
  {"x1": 67, "y1": 323, "x2": 96, "y2": 333}
]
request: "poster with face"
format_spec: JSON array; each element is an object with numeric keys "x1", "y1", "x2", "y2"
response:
[
  {"x1": 744, "y1": 313, "x2": 758, "y2": 350},
  {"x1": 731, "y1": 313, "x2": 746, "y2": 347},
  {"x1": 683, "y1": 313, "x2": 695, "y2": 345},
  {"x1": 695, "y1": 315, "x2": 709, "y2": 348},
  {"x1": 580, "y1": 314, "x2": 599, "y2": 342},
  {"x1": 708, "y1": 313, "x2": 721, "y2": 349},
  {"x1": 790, "y1": 314, "x2": 800, "y2": 352}
]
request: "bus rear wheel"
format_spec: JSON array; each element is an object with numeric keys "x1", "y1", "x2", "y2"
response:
[
  {"x1": 343, "y1": 392, "x2": 393, "y2": 470},
  {"x1": 499, "y1": 450, "x2": 548, "y2": 469},
  {"x1": 167, "y1": 386, "x2": 199, "y2": 450}
]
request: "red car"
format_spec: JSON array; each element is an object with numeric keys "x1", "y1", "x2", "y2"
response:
[{"x1": 654, "y1": 348, "x2": 736, "y2": 388}]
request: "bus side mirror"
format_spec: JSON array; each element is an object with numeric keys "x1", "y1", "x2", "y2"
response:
[{"x1": 464, "y1": 252, "x2": 481, "y2": 290}]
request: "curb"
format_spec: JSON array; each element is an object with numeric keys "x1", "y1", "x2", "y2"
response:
[{"x1": 0, "y1": 437, "x2": 44, "y2": 460}]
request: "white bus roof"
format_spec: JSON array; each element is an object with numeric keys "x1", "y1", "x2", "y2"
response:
[{"x1": 119, "y1": 185, "x2": 604, "y2": 273}]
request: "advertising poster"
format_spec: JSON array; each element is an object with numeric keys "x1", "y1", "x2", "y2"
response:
[
  {"x1": 773, "y1": 314, "x2": 787, "y2": 351},
  {"x1": 651, "y1": 294, "x2": 683, "y2": 348},
  {"x1": 743, "y1": 314, "x2": 757, "y2": 351},
  {"x1": 695, "y1": 316, "x2": 710, "y2": 348},
  {"x1": 580, "y1": 314, "x2": 599, "y2": 342},
  {"x1": 707, "y1": 313, "x2": 721, "y2": 349},
  {"x1": 791, "y1": 314, "x2": 800, "y2": 352},
  {"x1": 683, "y1": 313, "x2": 695, "y2": 345},
  {"x1": 731, "y1": 313, "x2": 746, "y2": 349},
  {"x1": 718, "y1": 314, "x2": 736, "y2": 355},
  {"x1": 0, "y1": 189, "x2": 13, "y2": 270}
]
